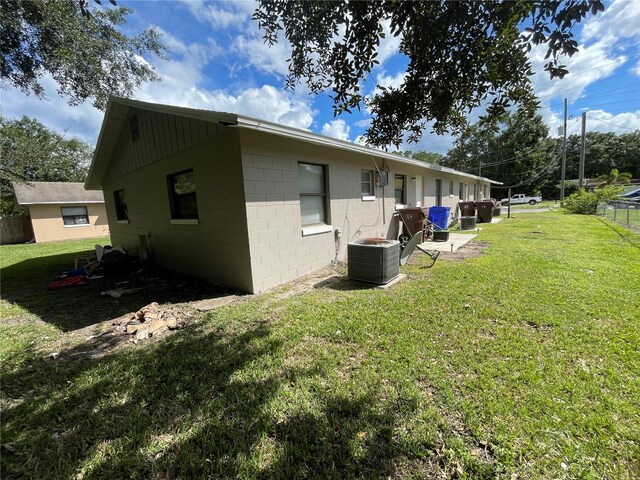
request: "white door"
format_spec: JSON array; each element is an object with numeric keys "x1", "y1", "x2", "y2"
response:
[{"x1": 414, "y1": 175, "x2": 423, "y2": 206}]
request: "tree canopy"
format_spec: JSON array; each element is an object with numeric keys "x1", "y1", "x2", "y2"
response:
[
  {"x1": 0, "y1": 116, "x2": 93, "y2": 215},
  {"x1": 1, "y1": 0, "x2": 165, "y2": 109},
  {"x1": 395, "y1": 150, "x2": 444, "y2": 165},
  {"x1": 439, "y1": 112, "x2": 639, "y2": 199},
  {"x1": 442, "y1": 110, "x2": 555, "y2": 194},
  {"x1": 254, "y1": 0, "x2": 605, "y2": 147}
]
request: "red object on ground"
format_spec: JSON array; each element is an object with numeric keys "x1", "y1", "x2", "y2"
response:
[{"x1": 48, "y1": 276, "x2": 89, "y2": 290}]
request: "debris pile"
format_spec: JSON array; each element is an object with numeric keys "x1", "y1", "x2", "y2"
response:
[{"x1": 120, "y1": 302, "x2": 191, "y2": 342}]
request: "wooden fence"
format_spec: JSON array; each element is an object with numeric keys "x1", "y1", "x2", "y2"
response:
[{"x1": 0, "y1": 216, "x2": 34, "y2": 244}]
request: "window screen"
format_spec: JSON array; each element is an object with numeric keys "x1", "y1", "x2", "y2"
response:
[{"x1": 299, "y1": 163, "x2": 327, "y2": 226}]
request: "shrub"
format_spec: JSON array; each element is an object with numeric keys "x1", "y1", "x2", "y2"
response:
[{"x1": 564, "y1": 186, "x2": 624, "y2": 214}]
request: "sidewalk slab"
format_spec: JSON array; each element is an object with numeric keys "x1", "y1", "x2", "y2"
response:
[{"x1": 419, "y1": 233, "x2": 477, "y2": 253}]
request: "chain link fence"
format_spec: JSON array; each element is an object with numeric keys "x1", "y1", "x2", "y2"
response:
[{"x1": 597, "y1": 201, "x2": 640, "y2": 230}]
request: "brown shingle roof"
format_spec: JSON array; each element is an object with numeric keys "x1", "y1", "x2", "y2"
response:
[{"x1": 13, "y1": 182, "x2": 105, "y2": 205}]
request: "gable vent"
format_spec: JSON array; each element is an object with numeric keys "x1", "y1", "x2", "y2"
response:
[{"x1": 129, "y1": 115, "x2": 140, "y2": 142}]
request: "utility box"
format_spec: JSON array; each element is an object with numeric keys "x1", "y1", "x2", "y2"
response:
[{"x1": 348, "y1": 238, "x2": 400, "y2": 284}]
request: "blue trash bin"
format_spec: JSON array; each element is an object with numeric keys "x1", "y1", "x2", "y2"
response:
[{"x1": 428, "y1": 206, "x2": 451, "y2": 231}]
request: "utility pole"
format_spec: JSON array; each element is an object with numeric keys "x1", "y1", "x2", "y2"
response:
[
  {"x1": 579, "y1": 112, "x2": 586, "y2": 191},
  {"x1": 560, "y1": 98, "x2": 568, "y2": 203}
]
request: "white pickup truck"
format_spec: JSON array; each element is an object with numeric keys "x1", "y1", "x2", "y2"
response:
[{"x1": 501, "y1": 194, "x2": 542, "y2": 205}]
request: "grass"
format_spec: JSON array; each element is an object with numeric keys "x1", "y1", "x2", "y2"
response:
[
  {"x1": 503, "y1": 202, "x2": 559, "y2": 210},
  {"x1": 1, "y1": 214, "x2": 639, "y2": 479},
  {"x1": 0, "y1": 236, "x2": 110, "y2": 320}
]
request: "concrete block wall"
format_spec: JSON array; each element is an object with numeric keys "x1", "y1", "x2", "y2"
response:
[
  {"x1": 103, "y1": 128, "x2": 255, "y2": 292},
  {"x1": 240, "y1": 132, "x2": 493, "y2": 293},
  {"x1": 241, "y1": 131, "x2": 434, "y2": 292}
]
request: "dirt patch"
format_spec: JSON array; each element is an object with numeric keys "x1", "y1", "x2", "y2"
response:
[
  {"x1": 0, "y1": 315, "x2": 48, "y2": 327},
  {"x1": 44, "y1": 302, "x2": 200, "y2": 361},
  {"x1": 268, "y1": 262, "x2": 350, "y2": 300},
  {"x1": 437, "y1": 241, "x2": 490, "y2": 262}
]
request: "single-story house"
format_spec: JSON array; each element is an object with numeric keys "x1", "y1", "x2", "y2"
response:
[
  {"x1": 86, "y1": 97, "x2": 499, "y2": 293},
  {"x1": 585, "y1": 178, "x2": 640, "y2": 192},
  {"x1": 13, "y1": 182, "x2": 109, "y2": 243}
]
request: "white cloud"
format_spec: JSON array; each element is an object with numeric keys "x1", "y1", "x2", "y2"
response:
[
  {"x1": 180, "y1": 0, "x2": 255, "y2": 30},
  {"x1": 375, "y1": 71, "x2": 406, "y2": 90},
  {"x1": 586, "y1": 109, "x2": 640, "y2": 133},
  {"x1": 529, "y1": 42, "x2": 626, "y2": 102},
  {"x1": 353, "y1": 135, "x2": 368, "y2": 146},
  {"x1": 377, "y1": 19, "x2": 403, "y2": 67},
  {"x1": 581, "y1": 0, "x2": 640, "y2": 44},
  {"x1": 1, "y1": 76, "x2": 104, "y2": 144},
  {"x1": 321, "y1": 119, "x2": 350, "y2": 140},
  {"x1": 231, "y1": 34, "x2": 291, "y2": 78}
]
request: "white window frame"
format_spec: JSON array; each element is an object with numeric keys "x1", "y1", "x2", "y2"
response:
[
  {"x1": 394, "y1": 174, "x2": 406, "y2": 205},
  {"x1": 361, "y1": 169, "x2": 375, "y2": 200},
  {"x1": 299, "y1": 162, "x2": 331, "y2": 235}
]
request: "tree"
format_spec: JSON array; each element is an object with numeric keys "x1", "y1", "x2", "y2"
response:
[
  {"x1": 560, "y1": 131, "x2": 640, "y2": 181},
  {"x1": 1, "y1": 0, "x2": 165, "y2": 110},
  {"x1": 0, "y1": 116, "x2": 93, "y2": 216},
  {"x1": 254, "y1": 1, "x2": 604, "y2": 147},
  {"x1": 442, "y1": 110, "x2": 555, "y2": 195},
  {"x1": 563, "y1": 185, "x2": 624, "y2": 214},
  {"x1": 597, "y1": 168, "x2": 632, "y2": 186},
  {"x1": 395, "y1": 150, "x2": 444, "y2": 164}
]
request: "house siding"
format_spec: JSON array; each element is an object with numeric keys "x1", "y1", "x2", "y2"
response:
[
  {"x1": 102, "y1": 122, "x2": 254, "y2": 293},
  {"x1": 28, "y1": 203, "x2": 109, "y2": 243},
  {"x1": 103, "y1": 107, "x2": 223, "y2": 182}
]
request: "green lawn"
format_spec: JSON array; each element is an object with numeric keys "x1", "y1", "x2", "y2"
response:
[{"x1": 1, "y1": 214, "x2": 638, "y2": 479}]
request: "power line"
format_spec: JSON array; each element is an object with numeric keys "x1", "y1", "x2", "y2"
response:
[
  {"x1": 531, "y1": 52, "x2": 640, "y2": 91},
  {"x1": 534, "y1": 70, "x2": 639, "y2": 100},
  {"x1": 588, "y1": 117, "x2": 639, "y2": 131},
  {"x1": 539, "y1": 83, "x2": 640, "y2": 111}
]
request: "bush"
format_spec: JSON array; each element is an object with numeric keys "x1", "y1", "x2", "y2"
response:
[{"x1": 564, "y1": 186, "x2": 624, "y2": 214}]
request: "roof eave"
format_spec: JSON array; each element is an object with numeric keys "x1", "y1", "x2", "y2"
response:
[{"x1": 236, "y1": 116, "x2": 499, "y2": 184}]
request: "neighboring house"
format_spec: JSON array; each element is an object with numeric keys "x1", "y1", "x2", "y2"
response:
[
  {"x1": 585, "y1": 178, "x2": 640, "y2": 192},
  {"x1": 13, "y1": 182, "x2": 109, "y2": 243},
  {"x1": 86, "y1": 97, "x2": 499, "y2": 293}
]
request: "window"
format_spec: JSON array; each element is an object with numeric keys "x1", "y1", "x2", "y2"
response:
[
  {"x1": 449, "y1": 180, "x2": 454, "y2": 196},
  {"x1": 114, "y1": 189, "x2": 128, "y2": 221},
  {"x1": 61, "y1": 206, "x2": 89, "y2": 226},
  {"x1": 459, "y1": 182, "x2": 464, "y2": 200},
  {"x1": 394, "y1": 175, "x2": 406, "y2": 204},
  {"x1": 168, "y1": 169, "x2": 198, "y2": 219},
  {"x1": 361, "y1": 170, "x2": 374, "y2": 196},
  {"x1": 464, "y1": 184, "x2": 468, "y2": 200},
  {"x1": 435, "y1": 179, "x2": 442, "y2": 206},
  {"x1": 473, "y1": 184, "x2": 477, "y2": 199},
  {"x1": 299, "y1": 163, "x2": 327, "y2": 226}
]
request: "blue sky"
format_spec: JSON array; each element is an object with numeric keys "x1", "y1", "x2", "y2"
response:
[{"x1": 2, "y1": 0, "x2": 639, "y2": 155}]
